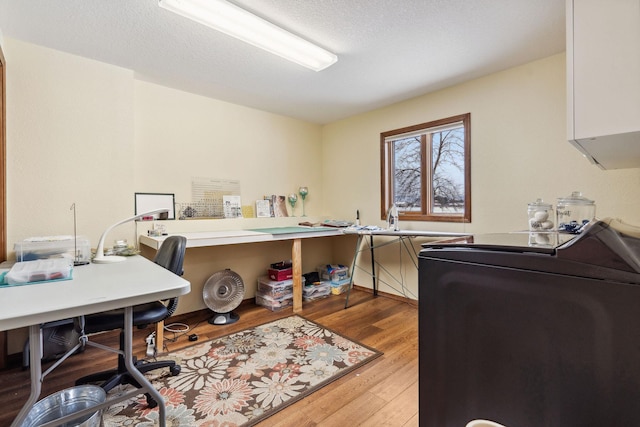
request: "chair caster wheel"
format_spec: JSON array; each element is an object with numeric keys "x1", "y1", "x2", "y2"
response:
[
  {"x1": 170, "y1": 365, "x2": 181, "y2": 376},
  {"x1": 145, "y1": 393, "x2": 158, "y2": 408}
]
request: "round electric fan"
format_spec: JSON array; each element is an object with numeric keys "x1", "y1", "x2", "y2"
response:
[{"x1": 203, "y1": 269, "x2": 245, "y2": 325}]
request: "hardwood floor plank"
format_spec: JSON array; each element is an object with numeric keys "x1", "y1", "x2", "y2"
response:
[
  {"x1": 0, "y1": 290, "x2": 419, "y2": 427},
  {"x1": 320, "y1": 391, "x2": 387, "y2": 425},
  {"x1": 360, "y1": 381, "x2": 419, "y2": 427},
  {"x1": 368, "y1": 357, "x2": 418, "y2": 402},
  {"x1": 406, "y1": 413, "x2": 420, "y2": 426}
]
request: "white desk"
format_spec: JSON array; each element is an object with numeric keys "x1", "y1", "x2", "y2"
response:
[
  {"x1": 342, "y1": 228, "x2": 469, "y2": 308},
  {"x1": 140, "y1": 227, "x2": 344, "y2": 313},
  {"x1": 0, "y1": 255, "x2": 191, "y2": 427}
]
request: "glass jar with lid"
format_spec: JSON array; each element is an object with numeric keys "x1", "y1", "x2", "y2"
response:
[
  {"x1": 528, "y1": 199, "x2": 554, "y2": 232},
  {"x1": 556, "y1": 191, "x2": 596, "y2": 233}
]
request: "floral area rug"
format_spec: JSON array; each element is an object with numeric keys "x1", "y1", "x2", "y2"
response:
[{"x1": 102, "y1": 315, "x2": 382, "y2": 426}]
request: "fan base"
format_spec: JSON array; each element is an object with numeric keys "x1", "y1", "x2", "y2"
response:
[{"x1": 208, "y1": 311, "x2": 240, "y2": 325}]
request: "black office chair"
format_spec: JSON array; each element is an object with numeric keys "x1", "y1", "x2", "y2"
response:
[{"x1": 75, "y1": 235, "x2": 187, "y2": 408}]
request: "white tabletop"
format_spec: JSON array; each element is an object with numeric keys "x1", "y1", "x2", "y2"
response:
[
  {"x1": 139, "y1": 227, "x2": 344, "y2": 250},
  {"x1": 0, "y1": 255, "x2": 191, "y2": 331}
]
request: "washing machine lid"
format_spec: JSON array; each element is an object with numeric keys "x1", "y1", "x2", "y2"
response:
[
  {"x1": 425, "y1": 232, "x2": 575, "y2": 254},
  {"x1": 557, "y1": 218, "x2": 640, "y2": 273},
  {"x1": 422, "y1": 218, "x2": 640, "y2": 279}
]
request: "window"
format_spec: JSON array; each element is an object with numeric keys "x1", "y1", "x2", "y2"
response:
[{"x1": 381, "y1": 113, "x2": 471, "y2": 223}]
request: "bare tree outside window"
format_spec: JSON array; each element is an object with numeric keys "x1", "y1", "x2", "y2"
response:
[
  {"x1": 381, "y1": 113, "x2": 471, "y2": 223},
  {"x1": 393, "y1": 136, "x2": 422, "y2": 211},
  {"x1": 432, "y1": 127, "x2": 466, "y2": 212}
]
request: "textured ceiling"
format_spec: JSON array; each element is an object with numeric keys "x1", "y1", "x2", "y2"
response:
[{"x1": 0, "y1": 0, "x2": 565, "y2": 124}]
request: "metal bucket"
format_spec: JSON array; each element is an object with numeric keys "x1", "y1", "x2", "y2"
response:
[{"x1": 21, "y1": 385, "x2": 105, "y2": 427}]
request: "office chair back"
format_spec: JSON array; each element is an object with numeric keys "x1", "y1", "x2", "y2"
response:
[
  {"x1": 154, "y1": 235, "x2": 187, "y2": 318},
  {"x1": 154, "y1": 235, "x2": 186, "y2": 276}
]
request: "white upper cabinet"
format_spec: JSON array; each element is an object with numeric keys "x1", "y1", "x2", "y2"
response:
[{"x1": 567, "y1": 0, "x2": 640, "y2": 169}]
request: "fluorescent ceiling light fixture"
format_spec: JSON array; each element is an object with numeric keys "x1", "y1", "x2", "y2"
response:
[{"x1": 159, "y1": 0, "x2": 338, "y2": 71}]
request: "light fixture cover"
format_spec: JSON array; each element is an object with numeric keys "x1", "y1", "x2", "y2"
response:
[{"x1": 159, "y1": 0, "x2": 337, "y2": 71}]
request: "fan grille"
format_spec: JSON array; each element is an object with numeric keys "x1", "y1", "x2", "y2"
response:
[{"x1": 203, "y1": 269, "x2": 245, "y2": 314}]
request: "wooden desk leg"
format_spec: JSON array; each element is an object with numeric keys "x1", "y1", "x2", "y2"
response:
[
  {"x1": 292, "y1": 238, "x2": 302, "y2": 313},
  {"x1": 155, "y1": 321, "x2": 164, "y2": 353}
]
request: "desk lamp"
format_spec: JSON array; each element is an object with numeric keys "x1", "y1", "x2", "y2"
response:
[{"x1": 93, "y1": 208, "x2": 169, "y2": 264}]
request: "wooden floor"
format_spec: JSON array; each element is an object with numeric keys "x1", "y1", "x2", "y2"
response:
[{"x1": 0, "y1": 289, "x2": 418, "y2": 426}]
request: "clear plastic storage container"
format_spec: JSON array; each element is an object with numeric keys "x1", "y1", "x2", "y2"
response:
[
  {"x1": 15, "y1": 235, "x2": 90, "y2": 263},
  {"x1": 5, "y1": 258, "x2": 73, "y2": 285},
  {"x1": 317, "y1": 264, "x2": 349, "y2": 282},
  {"x1": 257, "y1": 276, "x2": 305, "y2": 298},
  {"x1": 330, "y1": 278, "x2": 351, "y2": 295},
  {"x1": 303, "y1": 281, "x2": 331, "y2": 301},
  {"x1": 255, "y1": 293, "x2": 293, "y2": 311}
]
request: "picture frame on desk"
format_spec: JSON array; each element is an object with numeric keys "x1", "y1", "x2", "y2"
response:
[
  {"x1": 256, "y1": 199, "x2": 272, "y2": 218},
  {"x1": 135, "y1": 193, "x2": 176, "y2": 220},
  {"x1": 272, "y1": 195, "x2": 288, "y2": 217},
  {"x1": 223, "y1": 195, "x2": 243, "y2": 218}
]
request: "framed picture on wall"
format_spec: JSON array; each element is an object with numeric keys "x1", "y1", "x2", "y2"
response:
[{"x1": 134, "y1": 193, "x2": 176, "y2": 220}]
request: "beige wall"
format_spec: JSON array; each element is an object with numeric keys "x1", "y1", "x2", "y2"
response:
[
  {"x1": 133, "y1": 80, "x2": 324, "y2": 212},
  {"x1": 324, "y1": 53, "x2": 640, "y2": 299},
  {"x1": 5, "y1": 38, "x2": 136, "y2": 249}
]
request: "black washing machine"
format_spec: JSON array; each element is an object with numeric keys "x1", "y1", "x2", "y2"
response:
[{"x1": 418, "y1": 219, "x2": 640, "y2": 427}]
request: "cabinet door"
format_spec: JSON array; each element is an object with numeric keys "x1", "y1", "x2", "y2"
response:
[{"x1": 569, "y1": 0, "x2": 640, "y2": 140}]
